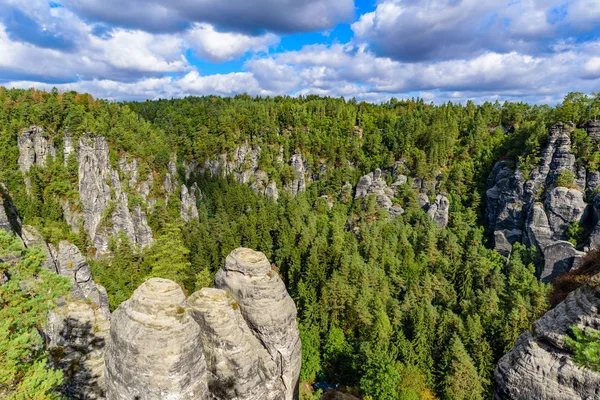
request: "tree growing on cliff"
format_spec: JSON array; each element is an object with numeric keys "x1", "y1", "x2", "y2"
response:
[{"x1": 0, "y1": 230, "x2": 71, "y2": 399}]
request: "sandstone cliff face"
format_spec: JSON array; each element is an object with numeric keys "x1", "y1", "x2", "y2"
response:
[
  {"x1": 494, "y1": 277, "x2": 600, "y2": 399},
  {"x1": 12, "y1": 222, "x2": 110, "y2": 399},
  {"x1": 78, "y1": 134, "x2": 154, "y2": 255},
  {"x1": 215, "y1": 248, "x2": 302, "y2": 400},
  {"x1": 199, "y1": 143, "x2": 299, "y2": 200},
  {"x1": 105, "y1": 278, "x2": 209, "y2": 400},
  {"x1": 188, "y1": 288, "x2": 284, "y2": 400},
  {"x1": 104, "y1": 248, "x2": 301, "y2": 400},
  {"x1": 0, "y1": 187, "x2": 22, "y2": 236},
  {"x1": 15, "y1": 128, "x2": 157, "y2": 256},
  {"x1": 486, "y1": 123, "x2": 591, "y2": 280},
  {"x1": 17, "y1": 126, "x2": 57, "y2": 190},
  {"x1": 354, "y1": 168, "x2": 449, "y2": 226}
]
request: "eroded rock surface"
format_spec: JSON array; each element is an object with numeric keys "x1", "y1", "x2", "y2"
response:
[
  {"x1": 18, "y1": 126, "x2": 57, "y2": 189},
  {"x1": 494, "y1": 277, "x2": 600, "y2": 399},
  {"x1": 215, "y1": 248, "x2": 302, "y2": 400},
  {"x1": 105, "y1": 278, "x2": 209, "y2": 400},
  {"x1": 486, "y1": 123, "x2": 593, "y2": 279},
  {"x1": 78, "y1": 134, "x2": 153, "y2": 255},
  {"x1": 188, "y1": 288, "x2": 284, "y2": 400}
]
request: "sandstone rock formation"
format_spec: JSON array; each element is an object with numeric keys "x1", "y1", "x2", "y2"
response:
[
  {"x1": 181, "y1": 183, "x2": 200, "y2": 222},
  {"x1": 12, "y1": 222, "x2": 110, "y2": 399},
  {"x1": 355, "y1": 168, "x2": 405, "y2": 218},
  {"x1": 427, "y1": 194, "x2": 450, "y2": 228},
  {"x1": 215, "y1": 248, "x2": 302, "y2": 400},
  {"x1": 0, "y1": 188, "x2": 21, "y2": 236},
  {"x1": 78, "y1": 134, "x2": 153, "y2": 255},
  {"x1": 17, "y1": 126, "x2": 57, "y2": 190},
  {"x1": 105, "y1": 278, "x2": 209, "y2": 400},
  {"x1": 494, "y1": 276, "x2": 600, "y2": 399},
  {"x1": 486, "y1": 123, "x2": 591, "y2": 279},
  {"x1": 188, "y1": 288, "x2": 284, "y2": 400}
]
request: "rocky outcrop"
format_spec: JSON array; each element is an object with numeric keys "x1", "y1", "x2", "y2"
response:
[
  {"x1": 17, "y1": 224, "x2": 110, "y2": 399},
  {"x1": 181, "y1": 183, "x2": 200, "y2": 222},
  {"x1": 486, "y1": 123, "x2": 593, "y2": 279},
  {"x1": 17, "y1": 126, "x2": 57, "y2": 189},
  {"x1": 188, "y1": 288, "x2": 284, "y2": 399},
  {"x1": 215, "y1": 248, "x2": 302, "y2": 400},
  {"x1": 427, "y1": 194, "x2": 450, "y2": 228},
  {"x1": 355, "y1": 169, "x2": 405, "y2": 218},
  {"x1": 494, "y1": 276, "x2": 600, "y2": 399},
  {"x1": 78, "y1": 135, "x2": 153, "y2": 255},
  {"x1": 105, "y1": 278, "x2": 209, "y2": 400},
  {"x1": 286, "y1": 151, "x2": 306, "y2": 196},
  {"x1": 586, "y1": 120, "x2": 600, "y2": 141},
  {"x1": 0, "y1": 187, "x2": 21, "y2": 236}
]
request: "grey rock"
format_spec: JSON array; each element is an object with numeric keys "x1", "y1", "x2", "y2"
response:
[
  {"x1": 0, "y1": 189, "x2": 21, "y2": 236},
  {"x1": 17, "y1": 126, "x2": 57, "y2": 189},
  {"x1": 78, "y1": 135, "x2": 153, "y2": 255},
  {"x1": 493, "y1": 230, "x2": 522, "y2": 257},
  {"x1": 215, "y1": 248, "x2": 301, "y2": 400},
  {"x1": 287, "y1": 151, "x2": 306, "y2": 196},
  {"x1": 188, "y1": 288, "x2": 284, "y2": 400},
  {"x1": 586, "y1": 120, "x2": 600, "y2": 141},
  {"x1": 539, "y1": 241, "x2": 584, "y2": 282},
  {"x1": 355, "y1": 173, "x2": 373, "y2": 199},
  {"x1": 494, "y1": 276, "x2": 600, "y2": 399},
  {"x1": 587, "y1": 171, "x2": 600, "y2": 194},
  {"x1": 105, "y1": 278, "x2": 209, "y2": 400},
  {"x1": 180, "y1": 183, "x2": 200, "y2": 222},
  {"x1": 54, "y1": 241, "x2": 110, "y2": 312},
  {"x1": 132, "y1": 206, "x2": 153, "y2": 248},
  {"x1": 18, "y1": 224, "x2": 110, "y2": 399},
  {"x1": 61, "y1": 199, "x2": 82, "y2": 234},
  {"x1": 545, "y1": 187, "x2": 586, "y2": 240},
  {"x1": 46, "y1": 300, "x2": 110, "y2": 399},
  {"x1": 265, "y1": 182, "x2": 279, "y2": 202},
  {"x1": 20, "y1": 225, "x2": 58, "y2": 272},
  {"x1": 427, "y1": 194, "x2": 450, "y2": 227},
  {"x1": 417, "y1": 193, "x2": 430, "y2": 210},
  {"x1": 63, "y1": 133, "x2": 76, "y2": 166}
]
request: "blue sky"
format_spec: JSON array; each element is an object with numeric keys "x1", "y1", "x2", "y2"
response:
[{"x1": 0, "y1": 0, "x2": 599, "y2": 103}]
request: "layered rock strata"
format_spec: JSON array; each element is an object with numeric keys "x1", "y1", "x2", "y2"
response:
[
  {"x1": 494, "y1": 276, "x2": 600, "y2": 399},
  {"x1": 105, "y1": 278, "x2": 209, "y2": 400},
  {"x1": 215, "y1": 248, "x2": 302, "y2": 400},
  {"x1": 188, "y1": 288, "x2": 284, "y2": 399},
  {"x1": 486, "y1": 123, "x2": 590, "y2": 280}
]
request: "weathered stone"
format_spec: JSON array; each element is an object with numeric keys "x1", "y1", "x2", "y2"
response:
[
  {"x1": 494, "y1": 275, "x2": 600, "y2": 399},
  {"x1": 17, "y1": 126, "x2": 57, "y2": 178},
  {"x1": 78, "y1": 134, "x2": 153, "y2": 255},
  {"x1": 586, "y1": 120, "x2": 600, "y2": 141},
  {"x1": 215, "y1": 248, "x2": 301, "y2": 400},
  {"x1": 180, "y1": 183, "x2": 200, "y2": 222},
  {"x1": 427, "y1": 194, "x2": 450, "y2": 227},
  {"x1": 539, "y1": 241, "x2": 584, "y2": 282},
  {"x1": 0, "y1": 188, "x2": 21, "y2": 236},
  {"x1": 46, "y1": 300, "x2": 110, "y2": 399},
  {"x1": 287, "y1": 151, "x2": 306, "y2": 196},
  {"x1": 188, "y1": 288, "x2": 284, "y2": 400},
  {"x1": 545, "y1": 187, "x2": 586, "y2": 240},
  {"x1": 105, "y1": 278, "x2": 209, "y2": 400}
]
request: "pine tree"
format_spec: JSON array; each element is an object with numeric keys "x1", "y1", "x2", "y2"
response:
[
  {"x1": 0, "y1": 230, "x2": 71, "y2": 399},
  {"x1": 441, "y1": 335, "x2": 484, "y2": 400}
]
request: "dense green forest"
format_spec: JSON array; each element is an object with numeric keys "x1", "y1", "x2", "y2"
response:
[{"x1": 1, "y1": 87, "x2": 600, "y2": 399}]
